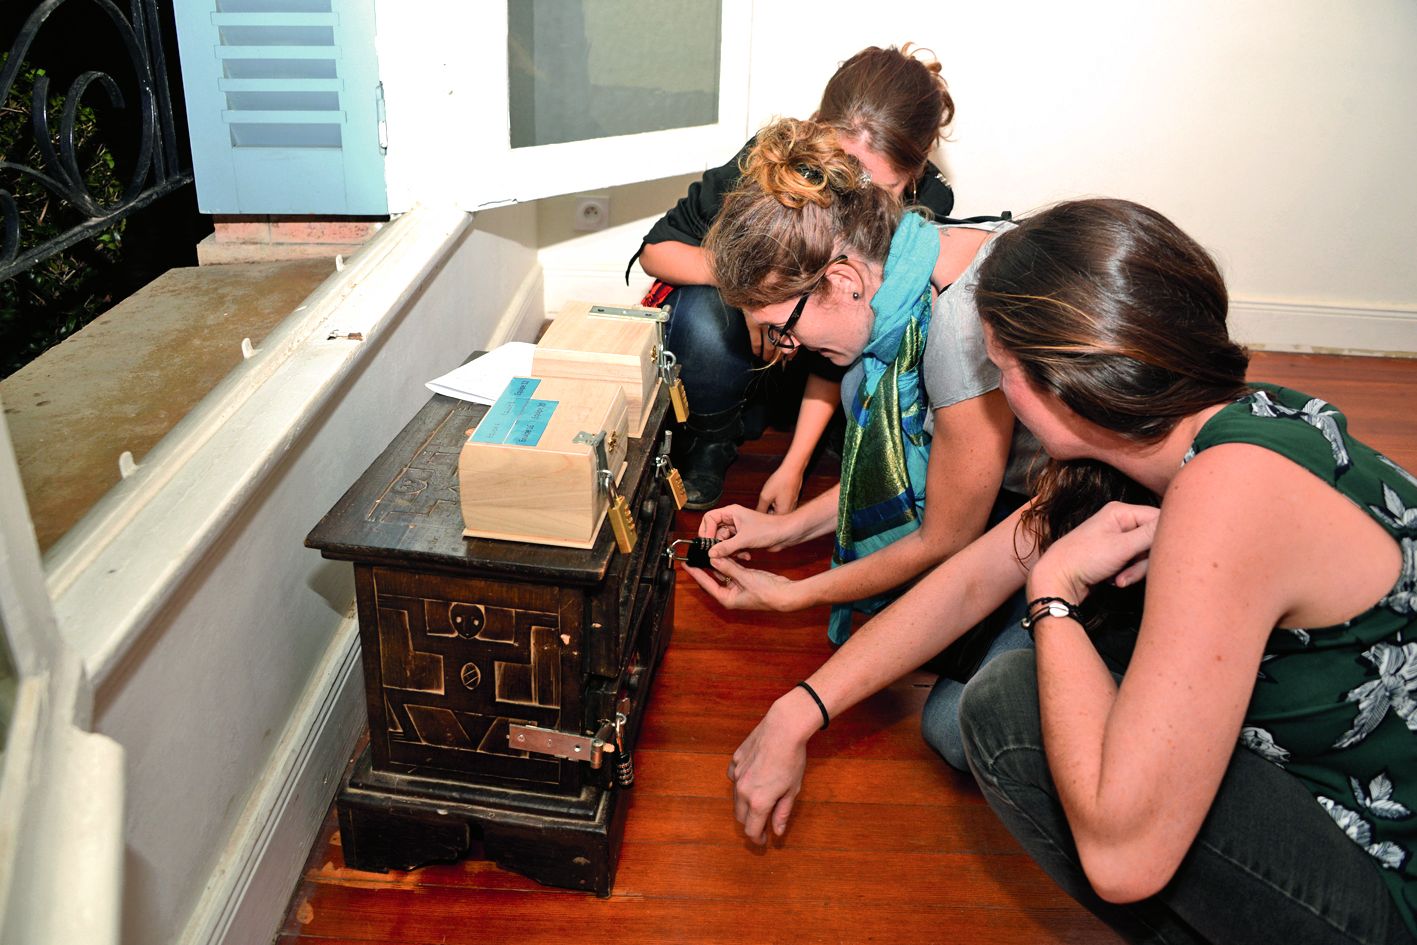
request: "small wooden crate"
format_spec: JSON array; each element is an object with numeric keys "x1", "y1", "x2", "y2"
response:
[
  {"x1": 533, "y1": 301, "x2": 664, "y2": 437},
  {"x1": 459, "y1": 376, "x2": 628, "y2": 549}
]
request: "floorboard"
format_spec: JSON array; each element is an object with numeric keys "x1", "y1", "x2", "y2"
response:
[{"x1": 275, "y1": 351, "x2": 1416, "y2": 945}]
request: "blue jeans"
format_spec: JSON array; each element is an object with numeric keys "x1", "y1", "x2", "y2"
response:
[
  {"x1": 920, "y1": 594, "x2": 1031, "y2": 770},
  {"x1": 959, "y1": 649, "x2": 1416, "y2": 944},
  {"x1": 663, "y1": 285, "x2": 756, "y2": 415},
  {"x1": 919, "y1": 488, "x2": 1033, "y2": 771}
]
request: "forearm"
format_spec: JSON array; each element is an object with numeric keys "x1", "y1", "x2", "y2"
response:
[
  {"x1": 779, "y1": 376, "x2": 839, "y2": 475},
  {"x1": 801, "y1": 515, "x2": 1027, "y2": 721},
  {"x1": 1025, "y1": 572, "x2": 1120, "y2": 829},
  {"x1": 638, "y1": 241, "x2": 715, "y2": 286},
  {"x1": 782, "y1": 484, "x2": 841, "y2": 544},
  {"x1": 789, "y1": 519, "x2": 968, "y2": 608}
]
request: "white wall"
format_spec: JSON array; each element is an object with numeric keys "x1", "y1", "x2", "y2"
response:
[
  {"x1": 77, "y1": 203, "x2": 540, "y2": 945},
  {"x1": 544, "y1": 0, "x2": 1417, "y2": 354}
]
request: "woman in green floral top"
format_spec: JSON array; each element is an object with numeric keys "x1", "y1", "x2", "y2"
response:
[{"x1": 725, "y1": 198, "x2": 1417, "y2": 943}]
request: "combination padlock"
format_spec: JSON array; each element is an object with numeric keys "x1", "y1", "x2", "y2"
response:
[
  {"x1": 669, "y1": 376, "x2": 690, "y2": 424},
  {"x1": 666, "y1": 537, "x2": 718, "y2": 570},
  {"x1": 655, "y1": 431, "x2": 687, "y2": 509},
  {"x1": 609, "y1": 492, "x2": 638, "y2": 554}
]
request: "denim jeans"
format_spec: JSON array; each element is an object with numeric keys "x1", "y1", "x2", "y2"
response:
[
  {"x1": 958, "y1": 649, "x2": 1416, "y2": 945},
  {"x1": 920, "y1": 605, "x2": 1030, "y2": 770},
  {"x1": 663, "y1": 285, "x2": 757, "y2": 416},
  {"x1": 919, "y1": 489, "x2": 1033, "y2": 771}
]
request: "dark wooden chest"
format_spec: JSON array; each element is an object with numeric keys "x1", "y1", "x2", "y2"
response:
[{"x1": 306, "y1": 383, "x2": 678, "y2": 896}]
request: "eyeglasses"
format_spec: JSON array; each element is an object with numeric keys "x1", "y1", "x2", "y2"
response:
[{"x1": 766, "y1": 254, "x2": 849, "y2": 351}]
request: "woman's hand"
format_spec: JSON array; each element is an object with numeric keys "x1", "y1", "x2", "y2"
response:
[
  {"x1": 683, "y1": 556, "x2": 801, "y2": 611},
  {"x1": 756, "y1": 462, "x2": 804, "y2": 515},
  {"x1": 699, "y1": 504, "x2": 798, "y2": 555},
  {"x1": 1030, "y1": 501, "x2": 1159, "y2": 603},
  {"x1": 729, "y1": 688, "x2": 822, "y2": 844}
]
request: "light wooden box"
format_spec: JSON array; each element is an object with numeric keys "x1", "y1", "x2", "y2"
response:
[
  {"x1": 459, "y1": 376, "x2": 629, "y2": 549},
  {"x1": 533, "y1": 301, "x2": 664, "y2": 438}
]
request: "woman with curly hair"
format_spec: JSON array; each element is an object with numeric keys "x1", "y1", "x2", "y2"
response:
[
  {"x1": 634, "y1": 44, "x2": 958, "y2": 513},
  {"x1": 687, "y1": 116, "x2": 1041, "y2": 771}
]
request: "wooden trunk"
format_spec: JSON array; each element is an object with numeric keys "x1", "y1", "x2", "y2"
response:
[
  {"x1": 532, "y1": 301, "x2": 664, "y2": 438},
  {"x1": 458, "y1": 376, "x2": 628, "y2": 549},
  {"x1": 306, "y1": 382, "x2": 678, "y2": 896}
]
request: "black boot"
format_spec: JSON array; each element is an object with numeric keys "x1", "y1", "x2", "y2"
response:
[{"x1": 676, "y1": 407, "x2": 742, "y2": 510}]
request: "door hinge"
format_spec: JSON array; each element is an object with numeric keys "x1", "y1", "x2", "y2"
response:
[{"x1": 375, "y1": 81, "x2": 388, "y2": 153}]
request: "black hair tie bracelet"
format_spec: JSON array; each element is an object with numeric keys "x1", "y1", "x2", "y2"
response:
[
  {"x1": 796, "y1": 680, "x2": 830, "y2": 730},
  {"x1": 1020, "y1": 596, "x2": 1085, "y2": 639}
]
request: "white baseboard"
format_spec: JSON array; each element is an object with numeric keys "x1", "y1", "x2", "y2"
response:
[
  {"x1": 541, "y1": 264, "x2": 653, "y2": 318},
  {"x1": 179, "y1": 619, "x2": 364, "y2": 945},
  {"x1": 487, "y1": 264, "x2": 547, "y2": 347},
  {"x1": 1226, "y1": 300, "x2": 1417, "y2": 357}
]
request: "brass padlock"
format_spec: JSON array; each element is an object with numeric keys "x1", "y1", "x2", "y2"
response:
[
  {"x1": 665, "y1": 466, "x2": 687, "y2": 509},
  {"x1": 609, "y1": 494, "x2": 638, "y2": 553},
  {"x1": 670, "y1": 377, "x2": 690, "y2": 423}
]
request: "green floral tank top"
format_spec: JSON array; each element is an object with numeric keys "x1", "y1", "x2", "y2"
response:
[{"x1": 1187, "y1": 383, "x2": 1417, "y2": 933}]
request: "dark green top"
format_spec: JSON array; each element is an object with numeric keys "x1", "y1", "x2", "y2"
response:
[{"x1": 1187, "y1": 383, "x2": 1417, "y2": 933}]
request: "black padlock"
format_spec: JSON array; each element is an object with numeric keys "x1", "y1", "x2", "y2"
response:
[{"x1": 666, "y1": 537, "x2": 718, "y2": 570}]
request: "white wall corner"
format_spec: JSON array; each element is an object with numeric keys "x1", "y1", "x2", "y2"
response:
[
  {"x1": 487, "y1": 263, "x2": 547, "y2": 347},
  {"x1": 539, "y1": 236, "x2": 656, "y2": 319},
  {"x1": 179, "y1": 619, "x2": 364, "y2": 945},
  {"x1": 1229, "y1": 300, "x2": 1417, "y2": 358}
]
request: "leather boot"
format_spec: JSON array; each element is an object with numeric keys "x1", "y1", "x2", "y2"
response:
[{"x1": 676, "y1": 407, "x2": 742, "y2": 510}]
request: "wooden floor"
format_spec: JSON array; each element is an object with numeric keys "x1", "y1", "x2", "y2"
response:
[{"x1": 276, "y1": 351, "x2": 1417, "y2": 945}]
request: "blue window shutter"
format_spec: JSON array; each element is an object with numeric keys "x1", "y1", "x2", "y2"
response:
[{"x1": 173, "y1": 0, "x2": 387, "y2": 215}]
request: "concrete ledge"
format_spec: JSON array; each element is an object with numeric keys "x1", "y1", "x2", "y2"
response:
[{"x1": 1, "y1": 258, "x2": 335, "y2": 552}]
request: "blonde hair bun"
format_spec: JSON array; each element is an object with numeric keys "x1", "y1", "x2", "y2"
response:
[{"x1": 742, "y1": 118, "x2": 865, "y2": 209}]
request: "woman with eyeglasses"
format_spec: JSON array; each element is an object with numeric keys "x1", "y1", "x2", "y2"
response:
[
  {"x1": 687, "y1": 116, "x2": 1042, "y2": 770},
  {"x1": 631, "y1": 44, "x2": 957, "y2": 515},
  {"x1": 728, "y1": 198, "x2": 1417, "y2": 944}
]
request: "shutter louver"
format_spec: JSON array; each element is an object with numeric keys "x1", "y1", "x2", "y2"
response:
[{"x1": 174, "y1": 0, "x2": 387, "y2": 214}]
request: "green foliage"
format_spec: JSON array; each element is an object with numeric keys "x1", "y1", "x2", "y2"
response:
[{"x1": 1, "y1": 54, "x2": 128, "y2": 379}]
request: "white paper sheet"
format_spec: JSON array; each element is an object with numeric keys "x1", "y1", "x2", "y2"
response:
[{"x1": 425, "y1": 342, "x2": 536, "y2": 405}]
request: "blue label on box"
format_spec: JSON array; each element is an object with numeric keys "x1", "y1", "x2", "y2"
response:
[
  {"x1": 507, "y1": 398, "x2": 556, "y2": 447},
  {"x1": 469, "y1": 378, "x2": 557, "y2": 447}
]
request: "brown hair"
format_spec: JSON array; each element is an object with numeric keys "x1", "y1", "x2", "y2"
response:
[
  {"x1": 705, "y1": 118, "x2": 903, "y2": 311},
  {"x1": 815, "y1": 43, "x2": 954, "y2": 181},
  {"x1": 974, "y1": 198, "x2": 1250, "y2": 550}
]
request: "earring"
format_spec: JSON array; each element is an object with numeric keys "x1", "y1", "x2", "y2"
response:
[{"x1": 852, "y1": 292, "x2": 860, "y2": 300}]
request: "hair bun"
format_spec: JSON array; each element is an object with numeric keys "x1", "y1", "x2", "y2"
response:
[
  {"x1": 743, "y1": 118, "x2": 867, "y2": 209},
  {"x1": 794, "y1": 163, "x2": 826, "y2": 186}
]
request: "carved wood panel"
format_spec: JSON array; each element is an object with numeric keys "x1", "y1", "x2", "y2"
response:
[{"x1": 366, "y1": 567, "x2": 580, "y2": 787}]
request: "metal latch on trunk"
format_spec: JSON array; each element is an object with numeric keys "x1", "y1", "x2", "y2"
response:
[
  {"x1": 508, "y1": 721, "x2": 617, "y2": 769},
  {"x1": 587, "y1": 303, "x2": 689, "y2": 422}
]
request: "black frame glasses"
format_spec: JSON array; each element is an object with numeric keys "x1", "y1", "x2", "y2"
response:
[{"x1": 766, "y1": 254, "x2": 849, "y2": 351}]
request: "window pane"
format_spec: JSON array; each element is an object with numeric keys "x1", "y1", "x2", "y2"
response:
[{"x1": 507, "y1": 0, "x2": 721, "y2": 149}]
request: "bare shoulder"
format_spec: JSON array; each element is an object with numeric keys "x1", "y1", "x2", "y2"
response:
[
  {"x1": 1160, "y1": 442, "x2": 1399, "y2": 627},
  {"x1": 1162, "y1": 442, "x2": 1314, "y2": 533},
  {"x1": 933, "y1": 226, "x2": 992, "y2": 288}
]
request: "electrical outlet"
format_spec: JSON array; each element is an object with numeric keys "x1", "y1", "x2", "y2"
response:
[{"x1": 573, "y1": 195, "x2": 611, "y2": 232}]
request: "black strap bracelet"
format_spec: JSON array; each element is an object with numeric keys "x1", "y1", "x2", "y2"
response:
[
  {"x1": 1021, "y1": 596, "x2": 1085, "y2": 639},
  {"x1": 796, "y1": 680, "x2": 830, "y2": 731}
]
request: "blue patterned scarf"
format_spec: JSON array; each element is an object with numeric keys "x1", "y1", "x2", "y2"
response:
[{"x1": 828, "y1": 213, "x2": 939, "y2": 644}]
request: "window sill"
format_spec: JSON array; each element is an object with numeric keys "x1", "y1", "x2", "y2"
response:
[{"x1": 42, "y1": 205, "x2": 475, "y2": 685}]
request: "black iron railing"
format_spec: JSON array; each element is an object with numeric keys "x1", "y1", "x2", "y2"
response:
[{"x1": 0, "y1": 0, "x2": 191, "y2": 283}]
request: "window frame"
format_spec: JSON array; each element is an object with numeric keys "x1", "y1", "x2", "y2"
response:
[{"x1": 453, "y1": 0, "x2": 753, "y2": 209}]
